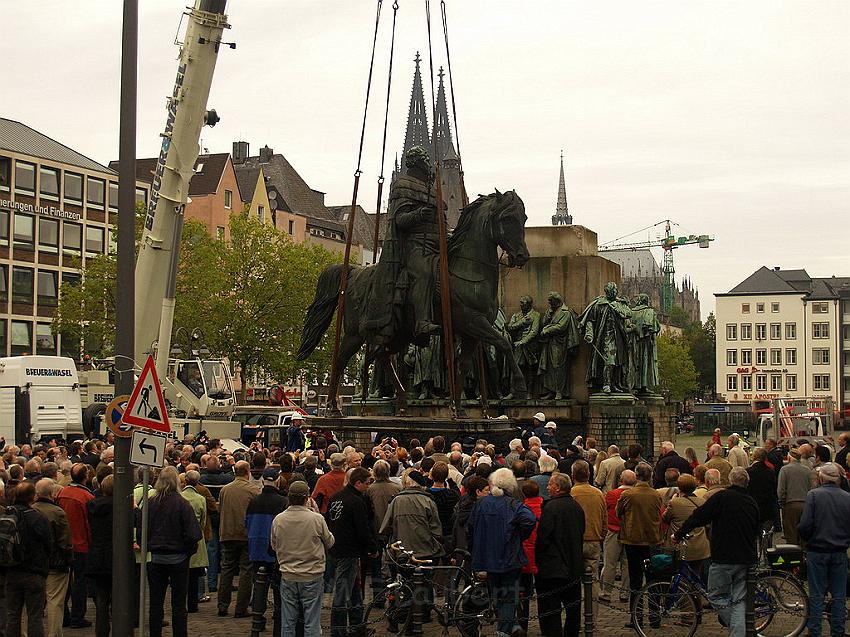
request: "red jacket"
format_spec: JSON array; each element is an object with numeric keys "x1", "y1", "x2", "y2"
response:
[
  {"x1": 311, "y1": 470, "x2": 346, "y2": 514},
  {"x1": 521, "y1": 496, "x2": 543, "y2": 574},
  {"x1": 57, "y1": 484, "x2": 95, "y2": 553},
  {"x1": 605, "y1": 486, "x2": 629, "y2": 534}
]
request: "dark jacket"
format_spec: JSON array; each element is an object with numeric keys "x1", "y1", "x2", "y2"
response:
[
  {"x1": 245, "y1": 485, "x2": 288, "y2": 563},
  {"x1": 199, "y1": 468, "x2": 235, "y2": 501},
  {"x1": 676, "y1": 485, "x2": 760, "y2": 565},
  {"x1": 428, "y1": 485, "x2": 460, "y2": 538},
  {"x1": 467, "y1": 494, "x2": 537, "y2": 573},
  {"x1": 746, "y1": 461, "x2": 778, "y2": 523},
  {"x1": 286, "y1": 425, "x2": 306, "y2": 452},
  {"x1": 450, "y1": 492, "x2": 477, "y2": 553},
  {"x1": 653, "y1": 451, "x2": 693, "y2": 488},
  {"x1": 766, "y1": 448, "x2": 785, "y2": 477},
  {"x1": 32, "y1": 497, "x2": 73, "y2": 571},
  {"x1": 85, "y1": 495, "x2": 114, "y2": 577},
  {"x1": 140, "y1": 492, "x2": 202, "y2": 558},
  {"x1": 797, "y1": 484, "x2": 850, "y2": 553},
  {"x1": 326, "y1": 484, "x2": 377, "y2": 559},
  {"x1": 12, "y1": 504, "x2": 53, "y2": 576},
  {"x1": 535, "y1": 493, "x2": 585, "y2": 581}
]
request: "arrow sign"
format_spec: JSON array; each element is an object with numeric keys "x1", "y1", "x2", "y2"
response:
[
  {"x1": 124, "y1": 355, "x2": 171, "y2": 433},
  {"x1": 130, "y1": 429, "x2": 166, "y2": 468}
]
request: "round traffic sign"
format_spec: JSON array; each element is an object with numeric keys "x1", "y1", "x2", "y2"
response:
[{"x1": 106, "y1": 394, "x2": 133, "y2": 438}]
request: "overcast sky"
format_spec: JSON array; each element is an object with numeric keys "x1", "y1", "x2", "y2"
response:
[{"x1": 3, "y1": 1, "x2": 848, "y2": 318}]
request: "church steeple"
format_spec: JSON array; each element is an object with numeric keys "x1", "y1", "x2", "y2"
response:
[
  {"x1": 401, "y1": 52, "x2": 431, "y2": 162},
  {"x1": 433, "y1": 67, "x2": 458, "y2": 163},
  {"x1": 552, "y1": 150, "x2": 572, "y2": 225}
]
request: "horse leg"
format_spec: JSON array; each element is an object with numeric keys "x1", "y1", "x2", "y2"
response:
[
  {"x1": 327, "y1": 332, "x2": 365, "y2": 417},
  {"x1": 456, "y1": 338, "x2": 478, "y2": 400},
  {"x1": 464, "y1": 315, "x2": 527, "y2": 400},
  {"x1": 379, "y1": 354, "x2": 407, "y2": 416}
]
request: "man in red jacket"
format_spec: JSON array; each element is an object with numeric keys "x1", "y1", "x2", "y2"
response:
[
  {"x1": 56, "y1": 463, "x2": 95, "y2": 628},
  {"x1": 599, "y1": 469, "x2": 635, "y2": 603}
]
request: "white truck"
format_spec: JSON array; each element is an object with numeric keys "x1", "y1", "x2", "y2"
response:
[
  {"x1": 0, "y1": 356, "x2": 84, "y2": 444},
  {"x1": 755, "y1": 396, "x2": 835, "y2": 449}
]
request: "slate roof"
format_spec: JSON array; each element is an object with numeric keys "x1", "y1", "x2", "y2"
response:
[
  {"x1": 233, "y1": 165, "x2": 261, "y2": 204},
  {"x1": 720, "y1": 266, "x2": 849, "y2": 300},
  {"x1": 601, "y1": 248, "x2": 662, "y2": 279},
  {"x1": 326, "y1": 204, "x2": 381, "y2": 249},
  {"x1": 0, "y1": 118, "x2": 113, "y2": 173},
  {"x1": 107, "y1": 153, "x2": 231, "y2": 197}
]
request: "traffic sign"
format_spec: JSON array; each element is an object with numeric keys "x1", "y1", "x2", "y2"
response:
[
  {"x1": 123, "y1": 355, "x2": 171, "y2": 433},
  {"x1": 105, "y1": 394, "x2": 133, "y2": 438},
  {"x1": 130, "y1": 429, "x2": 167, "y2": 467}
]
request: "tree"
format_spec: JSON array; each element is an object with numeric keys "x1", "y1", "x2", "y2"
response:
[
  {"x1": 655, "y1": 333, "x2": 698, "y2": 402},
  {"x1": 666, "y1": 305, "x2": 692, "y2": 329},
  {"x1": 684, "y1": 312, "x2": 716, "y2": 399}
]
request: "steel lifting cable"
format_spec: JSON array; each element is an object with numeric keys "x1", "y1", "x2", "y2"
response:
[
  {"x1": 329, "y1": 0, "x2": 383, "y2": 406},
  {"x1": 440, "y1": 0, "x2": 467, "y2": 206}
]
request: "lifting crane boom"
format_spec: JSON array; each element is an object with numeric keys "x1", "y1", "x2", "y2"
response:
[{"x1": 599, "y1": 219, "x2": 714, "y2": 314}]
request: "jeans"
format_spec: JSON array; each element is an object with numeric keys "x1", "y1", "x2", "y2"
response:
[
  {"x1": 69, "y1": 552, "x2": 88, "y2": 624},
  {"x1": 281, "y1": 577, "x2": 323, "y2": 637},
  {"x1": 707, "y1": 562, "x2": 748, "y2": 637},
  {"x1": 536, "y1": 577, "x2": 581, "y2": 637},
  {"x1": 324, "y1": 550, "x2": 336, "y2": 594},
  {"x1": 807, "y1": 551, "x2": 848, "y2": 637},
  {"x1": 89, "y1": 575, "x2": 111, "y2": 637},
  {"x1": 331, "y1": 557, "x2": 363, "y2": 637},
  {"x1": 206, "y1": 527, "x2": 220, "y2": 591},
  {"x1": 187, "y1": 567, "x2": 205, "y2": 613},
  {"x1": 148, "y1": 558, "x2": 190, "y2": 637},
  {"x1": 487, "y1": 570, "x2": 520, "y2": 637},
  {"x1": 5, "y1": 571, "x2": 46, "y2": 637},
  {"x1": 218, "y1": 541, "x2": 253, "y2": 615},
  {"x1": 624, "y1": 544, "x2": 651, "y2": 613},
  {"x1": 251, "y1": 562, "x2": 281, "y2": 637},
  {"x1": 518, "y1": 573, "x2": 534, "y2": 631}
]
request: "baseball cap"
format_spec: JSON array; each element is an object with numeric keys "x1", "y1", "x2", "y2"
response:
[
  {"x1": 533, "y1": 412, "x2": 546, "y2": 423},
  {"x1": 545, "y1": 421, "x2": 557, "y2": 429},
  {"x1": 788, "y1": 448, "x2": 801, "y2": 460},
  {"x1": 477, "y1": 455, "x2": 492, "y2": 465},
  {"x1": 288, "y1": 480, "x2": 310, "y2": 497},
  {"x1": 292, "y1": 412, "x2": 305, "y2": 421},
  {"x1": 330, "y1": 453, "x2": 346, "y2": 468}
]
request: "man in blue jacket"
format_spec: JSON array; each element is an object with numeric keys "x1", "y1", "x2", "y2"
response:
[
  {"x1": 468, "y1": 467, "x2": 537, "y2": 637},
  {"x1": 798, "y1": 462, "x2": 850, "y2": 637}
]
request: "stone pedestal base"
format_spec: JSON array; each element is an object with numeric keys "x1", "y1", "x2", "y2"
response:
[{"x1": 586, "y1": 395, "x2": 675, "y2": 459}]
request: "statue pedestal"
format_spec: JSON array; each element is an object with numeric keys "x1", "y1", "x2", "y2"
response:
[{"x1": 586, "y1": 395, "x2": 675, "y2": 458}]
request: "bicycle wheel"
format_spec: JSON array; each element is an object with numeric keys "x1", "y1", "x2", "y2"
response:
[
  {"x1": 632, "y1": 580, "x2": 699, "y2": 637},
  {"x1": 453, "y1": 581, "x2": 497, "y2": 637},
  {"x1": 754, "y1": 571, "x2": 808, "y2": 637},
  {"x1": 363, "y1": 582, "x2": 414, "y2": 636}
]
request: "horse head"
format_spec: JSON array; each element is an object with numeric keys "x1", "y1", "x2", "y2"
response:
[{"x1": 489, "y1": 189, "x2": 529, "y2": 267}]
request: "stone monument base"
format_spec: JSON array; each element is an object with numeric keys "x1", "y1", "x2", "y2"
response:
[
  {"x1": 348, "y1": 397, "x2": 582, "y2": 423},
  {"x1": 586, "y1": 394, "x2": 675, "y2": 458}
]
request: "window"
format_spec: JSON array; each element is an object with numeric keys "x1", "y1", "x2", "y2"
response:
[
  {"x1": 63, "y1": 222, "x2": 82, "y2": 254},
  {"x1": 13, "y1": 213, "x2": 34, "y2": 249},
  {"x1": 0, "y1": 264, "x2": 7, "y2": 302},
  {"x1": 756, "y1": 375, "x2": 767, "y2": 391},
  {"x1": 727, "y1": 375, "x2": 738, "y2": 391},
  {"x1": 785, "y1": 323, "x2": 796, "y2": 339},
  {"x1": 135, "y1": 187, "x2": 147, "y2": 206},
  {"x1": 85, "y1": 226, "x2": 104, "y2": 254},
  {"x1": 757, "y1": 303, "x2": 765, "y2": 313},
  {"x1": 108, "y1": 181, "x2": 119, "y2": 211},
  {"x1": 771, "y1": 302, "x2": 780, "y2": 313},
  {"x1": 756, "y1": 323, "x2": 766, "y2": 340},
  {"x1": 258, "y1": 205, "x2": 265, "y2": 223},
  {"x1": 39, "y1": 167, "x2": 60, "y2": 199},
  {"x1": 64, "y1": 172, "x2": 83, "y2": 203},
  {"x1": 787, "y1": 374, "x2": 797, "y2": 391},
  {"x1": 813, "y1": 374, "x2": 830, "y2": 391},
  {"x1": 62, "y1": 271, "x2": 81, "y2": 287},
  {"x1": 10, "y1": 321, "x2": 32, "y2": 356},
  {"x1": 60, "y1": 331, "x2": 80, "y2": 360},
  {"x1": 0, "y1": 156, "x2": 10, "y2": 191},
  {"x1": 812, "y1": 323, "x2": 829, "y2": 339},
  {"x1": 37, "y1": 271, "x2": 58, "y2": 307},
  {"x1": 216, "y1": 226, "x2": 225, "y2": 240},
  {"x1": 726, "y1": 350, "x2": 738, "y2": 366},
  {"x1": 224, "y1": 189, "x2": 233, "y2": 209},
  {"x1": 771, "y1": 375, "x2": 782, "y2": 391},
  {"x1": 35, "y1": 324, "x2": 55, "y2": 356},
  {"x1": 726, "y1": 324, "x2": 737, "y2": 340},
  {"x1": 756, "y1": 349, "x2": 767, "y2": 366},
  {"x1": 813, "y1": 348, "x2": 830, "y2": 365},
  {"x1": 812, "y1": 302, "x2": 829, "y2": 314},
  {"x1": 39, "y1": 218, "x2": 59, "y2": 253},
  {"x1": 741, "y1": 375, "x2": 752, "y2": 391},
  {"x1": 86, "y1": 177, "x2": 105, "y2": 208},
  {"x1": 14, "y1": 161, "x2": 35, "y2": 194},
  {"x1": 288, "y1": 219, "x2": 294, "y2": 235},
  {"x1": 741, "y1": 324, "x2": 752, "y2": 340},
  {"x1": 741, "y1": 303, "x2": 750, "y2": 314},
  {"x1": 786, "y1": 348, "x2": 797, "y2": 365},
  {"x1": 770, "y1": 348, "x2": 782, "y2": 365},
  {"x1": 770, "y1": 323, "x2": 781, "y2": 339},
  {"x1": 0, "y1": 321, "x2": 5, "y2": 356},
  {"x1": 12, "y1": 267, "x2": 33, "y2": 304},
  {"x1": 741, "y1": 349, "x2": 752, "y2": 365},
  {"x1": 0, "y1": 210, "x2": 8, "y2": 246}
]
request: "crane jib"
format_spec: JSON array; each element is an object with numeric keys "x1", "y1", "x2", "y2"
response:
[{"x1": 145, "y1": 63, "x2": 188, "y2": 231}]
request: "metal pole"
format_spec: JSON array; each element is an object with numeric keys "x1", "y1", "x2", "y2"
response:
[
  {"x1": 251, "y1": 565, "x2": 269, "y2": 637},
  {"x1": 138, "y1": 467, "x2": 150, "y2": 636},
  {"x1": 410, "y1": 566, "x2": 424, "y2": 636},
  {"x1": 583, "y1": 567, "x2": 595, "y2": 637},
  {"x1": 745, "y1": 565, "x2": 756, "y2": 637},
  {"x1": 114, "y1": 1, "x2": 137, "y2": 635}
]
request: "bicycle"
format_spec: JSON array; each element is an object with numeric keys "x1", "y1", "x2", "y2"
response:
[
  {"x1": 630, "y1": 537, "x2": 808, "y2": 637},
  {"x1": 363, "y1": 541, "x2": 497, "y2": 637}
]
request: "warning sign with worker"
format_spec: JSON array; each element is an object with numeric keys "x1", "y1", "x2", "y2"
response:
[{"x1": 123, "y1": 355, "x2": 171, "y2": 433}]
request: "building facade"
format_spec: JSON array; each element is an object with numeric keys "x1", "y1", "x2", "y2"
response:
[
  {"x1": 0, "y1": 118, "x2": 148, "y2": 359},
  {"x1": 715, "y1": 266, "x2": 849, "y2": 416}
]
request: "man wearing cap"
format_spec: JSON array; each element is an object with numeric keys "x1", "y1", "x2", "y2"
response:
[
  {"x1": 286, "y1": 414, "x2": 307, "y2": 453},
  {"x1": 522, "y1": 413, "x2": 546, "y2": 447},
  {"x1": 777, "y1": 447, "x2": 814, "y2": 546},
  {"x1": 537, "y1": 422, "x2": 557, "y2": 447},
  {"x1": 798, "y1": 462, "x2": 850, "y2": 637},
  {"x1": 271, "y1": 480, "x2": 335, "y2": 637}
]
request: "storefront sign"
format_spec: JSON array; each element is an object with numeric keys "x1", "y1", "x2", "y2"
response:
[{"x1": 0, "y1": 198, "x2": 82, "y2": 221}]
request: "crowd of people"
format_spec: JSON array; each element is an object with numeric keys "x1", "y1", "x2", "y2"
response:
[{"x1": 0, "y1": 421, "x2": 848, "y2": 637}]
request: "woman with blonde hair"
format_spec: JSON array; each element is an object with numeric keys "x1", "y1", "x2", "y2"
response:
[{"x1": 662, "y1": 474, "x2": 709, "y2": 576}]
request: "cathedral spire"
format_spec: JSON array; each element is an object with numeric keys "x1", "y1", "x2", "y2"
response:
[
  {"x1": 433, "y1": 67, "x2": 458, "y2": 163},
  {"x1": 401, "y1": 52, "x2": 431, "y2": 163},
  {"x1": 552, "y1": 150, "x2": 572, "y2": 225}
]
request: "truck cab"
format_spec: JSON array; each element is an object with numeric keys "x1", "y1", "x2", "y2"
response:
[
  {"x1": 755, "y1": 397, "x2": 834, "y2": 449},
  {"x1": 168, "y1": 358, "x2": 236, "y2": 420},
  {"x1": 0, "y1": 356, "x2": 84, "y2": 444}
]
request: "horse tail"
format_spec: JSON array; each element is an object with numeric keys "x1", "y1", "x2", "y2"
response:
[{"x1": 297, "y1": 264, "x2": 346, "y2": 360}]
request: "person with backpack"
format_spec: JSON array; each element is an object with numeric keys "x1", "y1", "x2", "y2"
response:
[
  {"x1": 32, "y1": 478, "x2": 73, "y2": 637},
  {"x1": 3, "y1": 480, "x2": 53, "y2": 637}
]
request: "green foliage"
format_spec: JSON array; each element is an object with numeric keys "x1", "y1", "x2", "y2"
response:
[
  {"x1": 666, "y1": 306, "x2": 692, "y2": 329},
  {"x1": 684, "y1": 312, "x2": 716, "y2": 398},
  {"x1": 655, "y1": 333, "x2": 699, "y2": 402}
]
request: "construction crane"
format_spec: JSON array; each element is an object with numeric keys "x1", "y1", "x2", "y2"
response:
[{"x1": 598, "y1": 219, "x2": 714, "y2": 314}]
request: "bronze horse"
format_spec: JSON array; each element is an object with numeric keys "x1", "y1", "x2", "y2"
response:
[{"x1": 298, "y1": 189, "x2": 530, "y2": 414}]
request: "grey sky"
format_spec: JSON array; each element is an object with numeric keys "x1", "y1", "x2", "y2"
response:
[{"x1": 3, "y1": 1, "x2": 848, "y2": 317}]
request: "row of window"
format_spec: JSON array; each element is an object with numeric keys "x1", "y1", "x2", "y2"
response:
[
  {"x1": 0, "y1": 265, "x2": 79, "y2": 306},
  {"x1": 726, "y1": 373, "x2": 831, "y2": 392},
  {"x1": 0, "y1": 157, "x2": 147, "y2": 210},
  {"x1": 741, "y1": 301, "x2": 830, "y2": 314},
  {"x1": 726, "y1": 322, "x2": 829, "y2": 341},
  {"x1": 0, "y1": 211, "x2": 106, "y2": 255},
  {"x1": 725, "y1": 347, "x2": 836, "y2": 367},
  {"x1": 0, "y1": 320, "x2": 58, "y2": 357}
]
